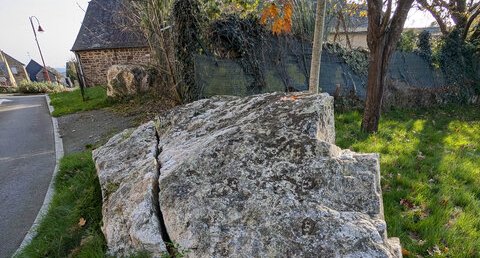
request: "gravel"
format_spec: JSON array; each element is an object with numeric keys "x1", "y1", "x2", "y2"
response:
[{"x1": 58, "y1": 109, "x2": 138, "y2": 155}]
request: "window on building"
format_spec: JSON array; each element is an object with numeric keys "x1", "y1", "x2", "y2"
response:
[{"x1": 11, "y1": 67, "x2": 18, "y2": 75}]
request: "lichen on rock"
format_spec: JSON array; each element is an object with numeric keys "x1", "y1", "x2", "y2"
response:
[{"x1": 94, "y1": 92, "x2": 402, "y2": 257}]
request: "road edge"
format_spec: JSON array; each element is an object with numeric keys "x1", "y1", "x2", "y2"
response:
[{"x1": 13, "y1": 95, "x2": 64, "y2": 256}]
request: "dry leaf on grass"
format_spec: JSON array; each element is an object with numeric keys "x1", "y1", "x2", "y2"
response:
[
  {"x1": 78, "y1": 217, "x2": 86, "y2": 227},
  {"x1": 402, "y1": 248, "x2": 410, "y2": 256}
]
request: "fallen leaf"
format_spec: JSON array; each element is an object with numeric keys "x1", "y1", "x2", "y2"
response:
[
  {"x1": 78, "y1": 217, "x2": 86, "y2": 227},
  {"x1": 402, "y1": 248, "x2": 410, "y2": 256},
  {"x1": 280, "y1": 95, "x2": 298, "y2": 101},
  {"x1": 400, "y1": 198, "x2": 415, "y2": 209}
]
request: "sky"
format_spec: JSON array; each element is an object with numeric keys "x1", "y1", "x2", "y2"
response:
[
  {"x1": 0, "y1": 0, "x2": 435, "y2": 69},
  {"x1": 0, "y1": 0, "x2": 90, "y2": 68}
]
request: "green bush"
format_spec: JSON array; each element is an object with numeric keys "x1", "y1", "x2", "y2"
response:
[
  {"x1": 416, "y1": 30, "x2": 433, "y2": 63},
  {"x1": 18, "y1": 80, "x2": 65, "y2": 94},
  {"x1": 0, "y1": 86, "x2": 17, "y2": 93},
  {"x1": 397, "y1": 29, "x2": 417, "y2": 52},
  {"x1": 438, "y1": 29, "x2": 479, "y2": 90}
]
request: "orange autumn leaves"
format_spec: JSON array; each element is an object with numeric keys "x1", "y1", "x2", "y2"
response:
[{"x1": 260, "y1": 1, "x2": 293, "y2": 35}]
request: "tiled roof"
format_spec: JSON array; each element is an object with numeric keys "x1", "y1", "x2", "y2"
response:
[{"x1": 71, "y1": 0, "x2": 147, "y2": 51}]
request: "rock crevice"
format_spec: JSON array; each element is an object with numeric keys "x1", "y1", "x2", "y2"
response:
[
  {"x1": 93, "y1": 122, "x2": 167, "y2": 257},
  {"x1": 153, "y1": 130, "x2": 176, "y2": 257}
]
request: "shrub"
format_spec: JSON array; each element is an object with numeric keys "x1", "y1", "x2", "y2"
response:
[
  {"x1": 0, "y1": 86, "x2": 17, "y2": 93},
  {"x1": 416, "y1": 30, "x2": 432, "y2": 63},
  {"x1": 397, "y1": 29, "x2": 417, "y2": 52},
  {"x1": 439, "y1": 29, "x2": 478, "y2": 88},
  {"x1": 18, "y1": 80, "x2": 65, "y2": 94}
]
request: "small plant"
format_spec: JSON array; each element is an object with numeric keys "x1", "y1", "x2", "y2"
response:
[
  {"x1": 324, "y1": 42, "x2": 369, "y2": 78},
  {"x1": 161, "y1": 242, "x2": 191, "y2": 258},
  {"x1": 18, "y1": 80, "x2": 65, "y2": 94}
]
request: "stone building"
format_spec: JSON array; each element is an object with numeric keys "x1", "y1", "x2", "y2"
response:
[
  {"x1": 71, "y1": 0, "x2": 151, "y2": 87},
  {"x1": 0, "y1": 50, "x2": 30, "y2": 87}
]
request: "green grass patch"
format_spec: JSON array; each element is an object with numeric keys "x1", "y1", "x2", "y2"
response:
[
  {"x1": 49, "y1": 87, "x2": 113, "y2": 116},
  {"x1": 16, "y1": 151, "x2": 106, "y2": 258},
  {"x1": 336, "y1": 105, "x2": 480, "y2": 257}
]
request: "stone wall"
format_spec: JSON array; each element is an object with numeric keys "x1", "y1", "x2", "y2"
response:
[{"x1": 76, "y1": 47, "x2": 151, "y2": 87}]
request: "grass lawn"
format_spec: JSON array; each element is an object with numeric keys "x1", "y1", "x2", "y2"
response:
[
  {"x1": 48, "y1": 87, "x2": 175, "y2": 121},
  {"x1": 336, "y1": 105, "x2": 480, "y2": 257},
  {"x1": 49, "y1": 87, "x2": 113, "y2": 117},
  {"x1": 16, "y1": 151, "x2": 106, "y2": 258}
]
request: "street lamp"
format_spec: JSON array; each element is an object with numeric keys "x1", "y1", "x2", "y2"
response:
[{"x1": 29, "y1": 16, "x2": 51, "y2": 82}]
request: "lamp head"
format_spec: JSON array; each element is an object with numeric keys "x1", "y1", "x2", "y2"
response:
[{"x1": 37, "y1": 25, "x2": 44, "y2": 32}]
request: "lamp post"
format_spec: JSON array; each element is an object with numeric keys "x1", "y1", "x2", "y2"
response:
[{"x1": 29, "y1": 16, "x2": 51, "y2": 82}]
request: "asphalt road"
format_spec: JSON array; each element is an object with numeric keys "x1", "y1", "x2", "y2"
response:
[{"x1": 0, "y1": 95, "x2": 55, "y2": 258}]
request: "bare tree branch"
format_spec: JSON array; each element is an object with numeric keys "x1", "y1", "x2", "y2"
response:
[{"x1": 464, "y1": 4, "x2": 480, "y2": 38}]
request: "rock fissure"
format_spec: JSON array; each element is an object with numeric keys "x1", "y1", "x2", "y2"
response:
[
  {"x1": 153, "y1": 128, "x2": 177, "y2": 257},
  {"x1": 93, "y1": 122, "x2": 168, "y2": 257}
]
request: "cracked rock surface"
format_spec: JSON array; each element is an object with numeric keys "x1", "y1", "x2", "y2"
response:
[
  {"x1": 93, "y1": 122, "x2": 167, "y2": 257},
  {"x1": 94, "y1": 92, "x2": 402, "y2": 257}
]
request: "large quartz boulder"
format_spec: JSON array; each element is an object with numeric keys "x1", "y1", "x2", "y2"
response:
[
  {"x1": 94, "y1": 92, "x2": 402, "y2": 257},
  {"x1": 106, "y1": 65, "x2": 151, "y2": 98}
]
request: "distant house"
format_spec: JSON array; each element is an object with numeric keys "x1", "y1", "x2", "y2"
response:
[
  {"x1": 26, "y1": 59, "x2": 61, "y2": 83},
  {"x1": 326, "y1": 13, "x2": 369, "y2": 49},
  {"x1": 328, "y1": 24, "x2": 442, "y2": 50},
  {"x1": 0, "y1": 50, "x2": 30, "y2": 87},
  {"x1": 327, "y1": 26, "x2": 368, "y2": 49},
  {"x1": 71, "y1": 0, "x2": 151, "y2": 87}
]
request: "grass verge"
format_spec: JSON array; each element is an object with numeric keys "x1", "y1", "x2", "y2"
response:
[
  {"x1": 16, "y1": 151, "x2": 106, "y2": 258},
  {"x1": 49, "y1": 87, "x2": 113, "y2": 117},
  {"x1": 336, "y1": 105, "x2": 480, "y2": 257}
]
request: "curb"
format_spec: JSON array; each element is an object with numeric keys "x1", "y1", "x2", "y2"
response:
[{"x1": 13, "y1": 95, "x2": 64, "y2": 256}]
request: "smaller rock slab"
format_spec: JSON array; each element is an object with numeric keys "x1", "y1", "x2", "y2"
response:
[{"x1": 93, "y1": 122, "x2": 167, "y2": 257}]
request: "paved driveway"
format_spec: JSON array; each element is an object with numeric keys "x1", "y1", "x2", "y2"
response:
[{"x1": 0, "y1": 95, "x2": 55, "y2": 258}]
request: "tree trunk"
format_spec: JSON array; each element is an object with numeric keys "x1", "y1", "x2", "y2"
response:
[
  {"x1": 308, "y1": 0, "x2": 327, "y2": 93},
  {"x1": 361, "y1": 0, "x2": 414, "y2": 133},
  {"x1": 361, "y1": 37, "x2": 392, "y2": 132}
]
